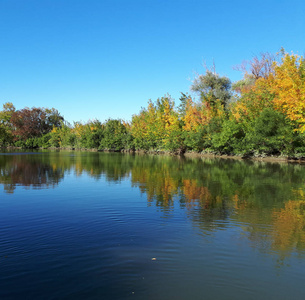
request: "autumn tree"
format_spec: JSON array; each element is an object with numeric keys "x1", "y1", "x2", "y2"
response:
[
  {"x1": 229, "y1": 50, "x2": 305, "y2": 155},
  {"x1": 49, "y1": 121, "x2": 76, "y2": 148},
  {"x1": 131, "y1": 108, "x2": 151, "y2": 150},
  {"x1": 11, "y1": 107, "x2": 64, "y2": 141},
  {"x1": 11, "y1": 107, "x2": 45, "y2": 140},
  {"x1": 269, "y1": 53, "x2": 305, "y2": 132},
  {"x1": 131, "y1": 101, "x2": 160, "y2": 150},
  {"x1": 230, "y1": 53, "x2": 279, "y2": 127},
  {"x1": 131, "y1": 96, "x2": 182, "y2": 151},
  {"x1": 232, "y1": 52, "x2": 277, "y2": 94}
]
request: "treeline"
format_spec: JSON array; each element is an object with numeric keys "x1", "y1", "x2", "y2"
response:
[{"x1": 1, "y1": 50, "x2": 305, "y2": 156}]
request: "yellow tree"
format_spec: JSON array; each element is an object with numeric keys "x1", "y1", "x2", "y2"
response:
[
  {"x1": 270, "y1": 53, "x2": 305, "y2": 132},
  {"x1": 156, "y1": 96, "x2": 181, "y2": 150},
  {"x1": 231, "y1": 52, "x2": 305, "y2": 132},
  {"x1": 131, "y1": 96, "x2": 181, "y2": 151},
  {"x1": 183, "y1": 97, "x2": 211, "y2": 132},
  {"x1": 131, "y1": 109, "x2": 150, "y2": 149},
  {"x1": 131, "y1": 100, "x2": 160, "y2": 149},
  {"x1": 230, "y1": 76, "x2": 275, "y2": 124}
]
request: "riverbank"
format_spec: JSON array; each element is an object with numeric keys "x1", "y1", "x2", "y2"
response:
[
  {"x1": 2, "y1": 146, "x2": 305, "y2": 163},
  {"x1": 139, "y1": 150, "x2": 305, "y2": 163},
  {"x1": 183, "y1": 151, "x2": 305, "y2": 163}
]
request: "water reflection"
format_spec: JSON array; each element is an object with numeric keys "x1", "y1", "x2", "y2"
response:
[
  {"x1": 0, "y1": 152, "x2": 64, "y2": 193},
  {"x1": 1, "y1": 151, "x2": 305, "y2": 259}
]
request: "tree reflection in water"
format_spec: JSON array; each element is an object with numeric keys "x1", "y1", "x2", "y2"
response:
[
  {"x1": 0, "y1": 152, "x2": 64, "y2": 193},
  {"x1": 1, "y1": 151, "x2": 305, "y2": 260}
]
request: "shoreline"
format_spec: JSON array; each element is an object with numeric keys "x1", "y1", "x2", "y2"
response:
[{"x1": 2, "y1": 146, "x2": 305, "y2": 163}]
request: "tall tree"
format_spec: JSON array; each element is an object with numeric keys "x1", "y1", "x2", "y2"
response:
[
  {"x1": 191, "y1": 70, "x2": 232, "y2": 109},
  {"x1": 11, "y1": 107, "x2": 47, "y2": 140},
  {"x1": 10, "y1": 107, "x2": 64, "y2": 141},
  {"x1": 0, "y1": 102, "x2": 16, "y2": 145},
  {"x1": 270, "y1": 53, "x2": 305, "y2": 132},
  {"x1": 0, "y1": 102, "x2": 15, "y2": 126},
  {"x1": 45, "y1": 108, "x2": 64, "y2": 129}
]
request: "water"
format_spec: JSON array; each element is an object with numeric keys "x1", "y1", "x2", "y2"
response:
[{"x1": 1, "y1": 150, "x2": 305, "y2": 299}]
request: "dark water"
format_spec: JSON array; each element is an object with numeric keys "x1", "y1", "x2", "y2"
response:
[{"x1": 1, "y1": 150, "x2": 305, "y2": 299}]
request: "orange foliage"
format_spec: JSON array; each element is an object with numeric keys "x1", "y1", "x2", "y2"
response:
[
  {"x1": 183, "y1": 179, "x2": 212, "y2": 209},
  {"x1": 183, "y1": 98, "x2": 224, "y2": 132},
  {"x1": 232, "y1": 193, "x2": 247, "y2": 210}
]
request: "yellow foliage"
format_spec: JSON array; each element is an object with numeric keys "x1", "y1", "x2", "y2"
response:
[
  {"x1": 231, "y1": 75, "x2": 275, "y2": 122},
  {"x1": 270, "y1": 53, "x2": 305, "y2": 132},
  {"x1": 272, "y1": 199, "x2": 305, "y2": 253},
  {"x1": 183, "y1": 98, "x2": 212, "y2": 132},
  {"x1": 233, "y1": 53, "x2": 305, "y2": 132}
]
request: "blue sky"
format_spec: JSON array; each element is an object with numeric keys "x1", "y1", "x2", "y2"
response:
[{"x1": 0, "y1": 0, "x2": 304, "y2": 124}]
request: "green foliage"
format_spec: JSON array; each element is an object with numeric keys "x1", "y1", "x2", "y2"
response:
[
  {"x1": 73, "y1": 121, "x2": 104, "y2": 149},
  {"x1": 0, "y1": 102, "x2": 15, "y2": 146},
  {"x1": 100, "y1": 119, "x2": 130, "y2": 151},
  {"x1": 0, "y1": 125, "x2": 12, "y2": 147},
  {"x1": 86, "y1": 122, "x2": 104, "y2": 149},
  {"x1": 232, "y1": 75, "x2": 256, "y2": 94},
  {"x1": 131, "y1": 96, "x2": 180, "y2": 151},
  {"x1": 244, "y1": 108, "x2": 298, "y2": 155},
  {"x1": 183, "y1": 126, "x2": 206, "y2": 152},
  {"x1": 37, "y1": 133, "x2": 52, "y2": 149},
  {"x1": 49, "y1": 128, "x2": 61, "y2": 148},
  {"x1": 191, "y1": 70, "x2": 232, "y2": 108},
  {"x1": 177, "y1": 92, "x2": 191, "y2": 118},
  {"x1": 45, "y1": 108, "x2": 64, "y2": 129},
  {"x1": 14, "y1": 140, "x2": 26, "y2": 148},
  {"x1": 210, "y1": 118, "x2": 246, "y2": 154},
  {"x1": 163, "y1": 124, "x2": 185, "y2": 152},
  {"x1": 53, "y1": 122, "x2": 77, "y2": 149}
]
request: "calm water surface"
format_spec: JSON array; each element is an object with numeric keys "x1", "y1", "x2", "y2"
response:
[{"x1": 1, "y1": 150, "x2": 305, "y2": 299}]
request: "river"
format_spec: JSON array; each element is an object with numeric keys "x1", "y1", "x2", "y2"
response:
[{"x1": 1, "y1": 150, "x2": 305, "y2": 299}]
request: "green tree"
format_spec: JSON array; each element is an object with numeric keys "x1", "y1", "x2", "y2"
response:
[
  {"x1": 0, "y1": 102, "x2": 15, "y2": 146},
  {"x1": 191, "y1": 70, "x2": 232, "y2": 109},
  {"x1": 100, "y1": 119, "x2": 130, "y2": 151},
  {"x1": 45, "y1": 108, "x2": 64, "y2": 129},
  {"x1": 245, "y1": 108, "x2": 299, "y2": 155}
]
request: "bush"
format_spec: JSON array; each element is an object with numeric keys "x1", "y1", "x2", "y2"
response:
[
  {"x1": 245, "y1": 108, "x2": 297, "y2": 155},
  {"x1": 211, "y1": 118, "x2": 246, "y2": 154},
  {"x1": 100, "y1": 119, "x2": 129, "y2": 151}
]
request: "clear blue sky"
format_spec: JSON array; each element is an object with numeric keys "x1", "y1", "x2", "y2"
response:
[{"x1": 0, "y1": 0, "x2": 304, "y2": 124}]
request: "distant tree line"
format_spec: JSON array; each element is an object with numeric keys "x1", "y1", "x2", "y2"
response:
[{"x1": 1, "y1": 50, "x2": 305, "y2": 156}]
